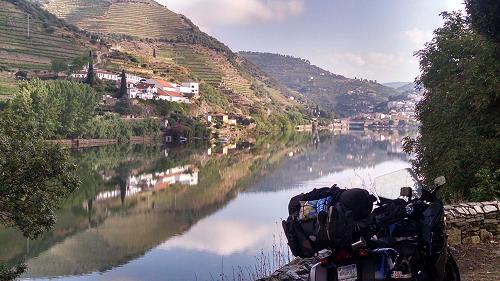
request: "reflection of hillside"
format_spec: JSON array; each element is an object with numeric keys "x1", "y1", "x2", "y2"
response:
[
  {"x1": 0, "y1": 135, "x2": 308, "y2": 279},
  {"x1": 245, "y1": 131, "x2": 414, "y2": 193},
  {"x1": 0, "y1": 144, "x2": 199, "y2": 270}
]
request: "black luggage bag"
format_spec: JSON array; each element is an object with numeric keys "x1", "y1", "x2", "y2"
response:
[{"x1": 282, "y1": 185, "x2": 375, "y2": 258}]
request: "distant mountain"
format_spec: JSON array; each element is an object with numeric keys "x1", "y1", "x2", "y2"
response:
[
  {"x1": 383, "y1": 82, "x2": 411, "y2": 89},
  {"x1": 397, "y1": 82, "x2": 419, "y2": 93},
  {"x1": 240, "y1": 52, "x2": 399, "y2": 117}
]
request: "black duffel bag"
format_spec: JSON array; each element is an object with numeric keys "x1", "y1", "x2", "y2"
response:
[{"x1": 282, "y1": 185, "x2": 376, "y2": 258}]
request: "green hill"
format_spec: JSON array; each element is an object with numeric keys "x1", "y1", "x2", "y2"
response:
[{"x1": 240, "y1": 52, "x2": 399, "y2": 117}]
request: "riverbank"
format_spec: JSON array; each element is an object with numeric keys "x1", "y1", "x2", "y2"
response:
[{"x1": 47, "y1": 135, "x2": 160, "y2": 148}]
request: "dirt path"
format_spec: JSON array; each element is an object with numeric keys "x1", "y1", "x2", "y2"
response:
[{"x1": 454, "y1": 242, "x2": 500, "y2": 281}]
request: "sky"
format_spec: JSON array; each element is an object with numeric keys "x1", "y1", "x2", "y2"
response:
[{"x1": 159, "y1": 0, "x2": 465, "y2": 83}]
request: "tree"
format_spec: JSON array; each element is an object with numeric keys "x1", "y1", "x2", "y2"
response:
[
  {"x1": 153, "y1": 48, "x2": 156, "y2": 58},
  {"x1": 7, "y1": 79, "x2": 100, "y2": 139},
  {"x1": 50, "y1": 58, "x2": 67, "y2": 74},
  {"x1": 404, "y1": 10, "x2": 500, "y2": 201},
  {"x1": 85, "y1": 51, "x2": 96, "y2": 86},
  {"x1": 0, "y1": 101, "x2": 79, "y2": 279},
  {"x1": 118, "y1": 69, "x2": 127, "y2": 99}
]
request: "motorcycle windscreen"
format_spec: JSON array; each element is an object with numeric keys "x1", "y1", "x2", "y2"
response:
[{"x1": 373, "y1": 168, "x2": 422, "y2": 200}]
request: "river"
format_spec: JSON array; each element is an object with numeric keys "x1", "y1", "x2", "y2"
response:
[{"x1": 0, "y1": 130, "x2": 415, "y2": 281}]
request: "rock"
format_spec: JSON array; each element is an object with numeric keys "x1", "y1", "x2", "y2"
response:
[
  {"x1": 463, "y1": 235, "x2": 481, "y2": 244},
  {"x1": 482, "y1": 205, "x2": 498, "y2": 213},
  {"x1": 473, "y1": 205, "x2": 484, "y2": 214},
  {"x1": 258, "y1": 257, "x2": 318, "y2": 281},
  {"x1": 479, "y1": 229, "x2": 494, "y2": 242},
  {"x1": 447, "y1": 228, "x2": 462, "y2": 246},
  {"x1": 485, "y1": 212, "x2": 497, "y2": 219},
  {"x1": 457, "y1": 207, "x2": 470, "y2": 215},
  {"x1": 484, "y1": 218, "x2": 498, "y2": 224},
  {"x1": 467, "y1": 208, "x2": 477, "y2": 215}
]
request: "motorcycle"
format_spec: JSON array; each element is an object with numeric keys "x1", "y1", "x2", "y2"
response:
[{"x1": 309, "y1": 168, "x2": 460, "y2": 281}]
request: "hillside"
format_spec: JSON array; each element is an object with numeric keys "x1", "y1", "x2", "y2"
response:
[
  {"x1": 240, "y1": 52, "x2": 399, "y2": 117},
  {"x1": 0, "y1": 0, "x2": 99, "y2": 96},
  {"x1": 0, "y1": 0, "x2": 91, "y2": 71},
  {"x1": 26, "y1": 0, "x2": 308, "y2": 131}
]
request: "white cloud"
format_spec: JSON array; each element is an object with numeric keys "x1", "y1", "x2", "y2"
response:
[
  {"x1": 331, "y1": 52, "x2": 366, "y2": 66},
  {"x1": 326, "y1": 51, "x2": 418, "y2": 83},
  {"x1": 157, "y1": 0, "x2": 304, "y2": 29},
  {"x1": 402, "y1": 28, "x2": 433, "y2": 47},
  {"x1": 159, "y1": 218, "x2": 274, "y2": 256}
]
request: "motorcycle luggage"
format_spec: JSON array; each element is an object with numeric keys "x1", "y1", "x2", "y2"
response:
[
  {"x1": 283, "y1": 186, "x2": 375, "y2": 258},
  {"x1": 283, "y1": 185, "x2": 343, "y2": 258}
]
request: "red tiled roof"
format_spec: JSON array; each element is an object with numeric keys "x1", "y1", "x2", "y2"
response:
[
  {"x1": 155, "y1": 79, "x2": 177, "y2": 88},
  {"x1": 136, "y1": 82, "x2": 155, "y2": 90},
  {"x1": 157, "y1": 89, "x2": 184, "y2": 98}
]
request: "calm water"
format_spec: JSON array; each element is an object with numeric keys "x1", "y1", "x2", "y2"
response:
[{"x1": 0, "y1": 131, "x2": 415, "y2": 281}]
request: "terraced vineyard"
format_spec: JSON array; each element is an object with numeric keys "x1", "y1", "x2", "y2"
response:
[
  {"x1": 0, "y1": 1, "x2": 87, "y2": 70},
  {"x1": 168, "y1": 45, "x2": 223, "y2": 86},
  {"x1": 0, "y1": 1, "x2": 85, "y2": 70},
  {"x1": 43, "y1": 0, "x2": 190, "y2": 40}
]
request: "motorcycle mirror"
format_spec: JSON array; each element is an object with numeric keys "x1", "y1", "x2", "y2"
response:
[
  {"x1": 434, "y1": 176, "x2": 446, "y2": 187},
  {"x1": 400, "y1": 186, "x2": 412, "y2": 197}
]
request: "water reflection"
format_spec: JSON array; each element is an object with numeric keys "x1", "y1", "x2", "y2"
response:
[{"x1": 0, "y1": 130, "x2": 415, "y2": 281}]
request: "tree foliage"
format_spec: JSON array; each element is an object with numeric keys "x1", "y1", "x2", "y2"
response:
[
  {"x1": 406, "y1": 10, "x2": 500, "y2": 201},
  {"x1": 50, "y1": 58, "x2": 68, "y2": 73},
  {"x1": 465, "y1": 0, "x2": 500, "y2": 43},
  {"x1": 6, "y1": 79, "x2": 100, "y2": 139}
]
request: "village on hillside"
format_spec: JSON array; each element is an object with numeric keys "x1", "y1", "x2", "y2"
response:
[{"x1": 72, "y1": 66, "x2": 196, "y2": 104}]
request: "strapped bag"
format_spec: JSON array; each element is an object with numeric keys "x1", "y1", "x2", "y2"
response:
[
  {"x1": 282, "y1": 185, "x2": 343, "y2": 258},
  {"x1": 283, "y1": 185, "x2": 375, "y2": 258}
]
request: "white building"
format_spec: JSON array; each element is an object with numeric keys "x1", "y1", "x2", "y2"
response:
[
  {"x1": 179, "y1": 82, "x2": 199, "y2": 95},
  {"x1": 71, "y1": 71, "x2": 87, "y2": 79},
  {"x1": 95, "y1": 70, "x2": 118, "y2": 81},
  {"x1": 157, "y1": 89, "x2": 190, "y2": 103},
  {"x1": 125, "y1": 73, "x2": 144, "y2": 83}
]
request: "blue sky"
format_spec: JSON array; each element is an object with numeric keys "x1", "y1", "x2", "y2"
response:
[{"x1": 160, "y1": 0, "x2": 465, "y2": 83}]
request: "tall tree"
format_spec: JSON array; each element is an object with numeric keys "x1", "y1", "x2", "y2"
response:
[
  {"x1": 153, "y1": 48, "x2": 156, "y2": 58},
  {"x1": 405, "y1": 10, "x2": 500, "y2": 201},
  {"x1": 85, "y1": 51, "x2": 96, "y2": 86},
  {"x1": 118, "y1": 69, "x2": 127, "y2": 99}
]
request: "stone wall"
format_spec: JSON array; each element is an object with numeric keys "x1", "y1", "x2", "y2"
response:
[{"x1": 445, "y1": 201, "x2": 500, "y2": 245}]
